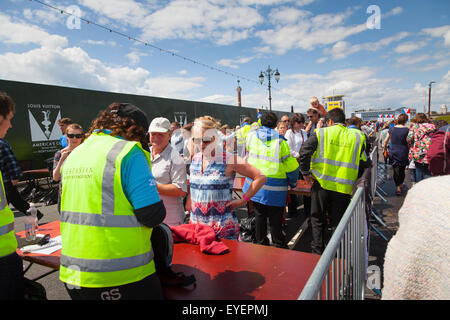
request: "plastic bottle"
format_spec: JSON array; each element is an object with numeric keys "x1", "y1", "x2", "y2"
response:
[
  {"x1": 29, "y1": 203, "x2": 39, "y2": 230},
  {"x1": 25, "y1": 203, "x2": 39, "y2": 241}
]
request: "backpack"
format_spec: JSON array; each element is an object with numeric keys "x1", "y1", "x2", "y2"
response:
[
  {"x1": 427, "y1": 125, "x2": 450, "y2": 176},
  {"x1": 151, "y1": 223, "x2": 196, "y2": 287}
]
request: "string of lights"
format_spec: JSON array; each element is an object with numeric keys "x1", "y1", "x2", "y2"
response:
[{"x1": 29, "y1": 0, "x2": 262, "y2": 85}]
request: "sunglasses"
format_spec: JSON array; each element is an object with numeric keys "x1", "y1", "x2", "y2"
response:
[
  {"x1": 67, "y1": 133, "x2": 83, "y2": 139},
  {"x1": 192, "y1": 136, "x2": 214, "y2": 144}
]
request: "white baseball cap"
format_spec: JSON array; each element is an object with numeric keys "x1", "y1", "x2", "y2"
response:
[{"x1": 148, "y1": 117, "x2": 171, "y2": 133}]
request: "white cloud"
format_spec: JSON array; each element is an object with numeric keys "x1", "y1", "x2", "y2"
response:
[
  {"x1": 23, "y1": 8, "x2": 65, "y2": 25},
  {"x1": 216, "y1": 55, "x2": 258, "y2": 69},
  {"x1": 79, "y1": 0, "x2": 263, "y2": 45},
  {"x1": 394, "y1": 41, "x2": 427, "y2": 53},
  {"x1": 0, "y1": 13, "x2": 68, "y2": 48},
  {"x1": 126, "y1": 51, "x2": 149, "y2": 66},
  {"x1": 384, "y1": 6, "x2": 403, "y2": 18},
  {"x1": 0, "y1": 45, "x2": 204, "y2": 98},
  {"x1": 256, "y1": 7, "x2": 367, "y2": 54},
  {"x1": 422, "y1": 25, "x2": 450, "y2": 47},
  {"x1": 323, "y1": 32, "x2": 411, "y2": 60},
  {"x1": 396, "y1": 54, "x2": 431, "y2": 66},
  {"x1": 268, "y1": 7, "x2": 310, "y2": 25}
]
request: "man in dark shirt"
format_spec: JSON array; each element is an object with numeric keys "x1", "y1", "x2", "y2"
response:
[
  {"x1": 299, "y1": 108, "x2": 371, "y2": 254},
  {"x1": 0, "y1": 139, "x2": 43, "y2": 220}
]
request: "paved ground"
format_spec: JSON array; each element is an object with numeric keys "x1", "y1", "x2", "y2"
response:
[{"x1": 12, "y1": 160, "x2": 407, "y2": 300}]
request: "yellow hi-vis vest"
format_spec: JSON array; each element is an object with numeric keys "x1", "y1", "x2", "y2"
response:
[
  {"x1": 59, "y1": 133, "x2": 155, "y2": 288},
  {"x1": 236, "y1": 124, "x2": 252, "y2": 146},
  {"x1": 0, "y1": 171, "x2": 17, "y2": 258},
  {"x1": 311, "y1": 124, "x2": 366, "y2": 195},
  {"x1": 246, "y1": 130, "x2": 298, "y2": 178}
]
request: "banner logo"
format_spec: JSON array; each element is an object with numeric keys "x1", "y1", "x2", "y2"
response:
[
  {"x1": 174, "y1": 112, "x2": 187, "y2": 127},
  {"x1": 27, "y1": 104, "x2": 62, "y2": 154}
]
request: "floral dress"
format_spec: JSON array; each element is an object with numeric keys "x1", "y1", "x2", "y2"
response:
[
  {"x1": 407, "y1": 123, "x2": 436, "y2": 164},
  {"x1": 189, "y1": 151, "x2": 239, "y2": 240}
]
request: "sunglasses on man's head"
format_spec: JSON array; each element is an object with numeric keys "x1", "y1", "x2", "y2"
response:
[
  {"x1": 67, "y1": 133, "x2": 83, "y2": 139},
  {"x1": 192, "y1": 136, "x2": 214, "y2": 144}
]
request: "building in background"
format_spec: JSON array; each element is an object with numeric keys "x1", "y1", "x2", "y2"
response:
[
  {"x1": 323, "y1": 95, "x2": 345, "y2": 113},
  {"x1": 351, "y1": 108, "x2": 417, "y2": 122}
]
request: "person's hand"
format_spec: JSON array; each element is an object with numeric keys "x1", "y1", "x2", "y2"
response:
[
  {"x1": 226, "y1": 198, "x2": 247, "y2": 210},
  {"x1": 317, "y1": 119, "x2": 324, "y2": 129},
  {"x1": 305, "y1": 121, "x2": 313, "y2": 132},
  {"x1": 60, "y1": 149, "x2": 72, "y2": 161},
  {"x1": 304, "y1": 174, "x2": 314, "y2": 185}
]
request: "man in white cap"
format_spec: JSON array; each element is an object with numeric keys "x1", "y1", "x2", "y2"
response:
[{"x1": 149, "y1": 117, "x2": 188, "y2": 226}]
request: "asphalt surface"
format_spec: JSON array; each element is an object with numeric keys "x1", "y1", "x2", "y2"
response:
[{"x1": 12, "y1": 159, "x2": 406, "y2": 300}]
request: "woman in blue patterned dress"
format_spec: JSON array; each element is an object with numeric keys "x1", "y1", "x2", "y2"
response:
[{"x1": 187, "y1": 116, "x2": 266, "y2": 240}]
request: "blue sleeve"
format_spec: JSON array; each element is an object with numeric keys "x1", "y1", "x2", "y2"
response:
[
  {"x1": 286, "y1": 166, "x2": 299, "y2": 188},
  {"x1": 121, "y1": 146, "x2": 161, "y2": 210},
  {"x1": 60, "y1": 135, "x2": 68, "y2": 148}
]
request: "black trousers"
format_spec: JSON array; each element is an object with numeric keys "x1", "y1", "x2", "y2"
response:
[
  {"x1": 253, "y1": 202, "x2": 288, "y2": 249},
  {"x1": 310, "y1": 181, "x2": 351, "y2": 255},
  {"x1": 288, "y1": 194, "x2": 311, "y2": 217},
  {"x1": 64, "y1": 272, "x2": 164, "y2": 300},
  {"x1": 4, "y1": 181, "x2": 42, "y2": 217},
  {"x1": 392, "y1": 165, "x2": 406, "y2": 187},
  {"x1": 0, "y1": 252, "x2": 24, "y2": 300}
]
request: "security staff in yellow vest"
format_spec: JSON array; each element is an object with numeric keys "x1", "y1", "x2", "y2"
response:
[
  {"x1": 299, "y1": 108, "x2": 371, "y2": 254},
  {"x1": 236, "y1": 117, "x2": 252, "y2": 157},
  {"x1": 0, "y1": 92, "x2": 24, "y2": 300},
  {"x1": 243, "y1": 112, "x2": 299, "y2": 248},
  {"x1": 59, "y1": 103, "x2": 166, "y2": 300}
]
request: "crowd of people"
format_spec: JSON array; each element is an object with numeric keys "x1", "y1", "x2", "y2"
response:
[{"x1": 1, "y1": 89, "x2": 449, "y2": 300}]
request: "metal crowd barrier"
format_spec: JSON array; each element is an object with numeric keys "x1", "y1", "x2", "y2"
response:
[
  {"x1": 369, "y1": 146, "x2": 378, "y2": 198},
  {"x1": 298, "y1": 187, "x2": 367, "y2": 300}
]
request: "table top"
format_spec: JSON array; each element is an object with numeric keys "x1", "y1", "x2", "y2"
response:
[
  {"x1": 22, "y1": 168, "x2": 50, "y2": 174},
  {"x1": 16, "y1": 220, "x2": 320, "y2": 300},
  {"x1": 16, "y1": 220, "x2": 61, "y2": 269}
]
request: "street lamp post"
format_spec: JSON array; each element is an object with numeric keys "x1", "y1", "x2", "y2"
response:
[
  {"x1": 428, "y1": 81, "x2": 436, "y2": 119},
  {"x1": 259, "y1": 66, "x2": 280, "y2": 111}
]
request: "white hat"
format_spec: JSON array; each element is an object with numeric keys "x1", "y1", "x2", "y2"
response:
[{"x1": 148, "y1": 117, "x2": 171, "y2": 133}]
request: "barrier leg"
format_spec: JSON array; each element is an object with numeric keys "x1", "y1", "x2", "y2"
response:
[
  {"x1": 371, "y1": 210, "x2": 387, "y2": 227},
  {"x1": 375, "y1": 190, "x2": 387, "y2": 203},
  {"x1": 369, "y1": 223, "x2": 388, "y2": 241}
]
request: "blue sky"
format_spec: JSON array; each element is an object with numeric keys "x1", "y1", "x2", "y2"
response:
[{"x1": 0, "y1": 0, "x2": 449, "y2": 115}]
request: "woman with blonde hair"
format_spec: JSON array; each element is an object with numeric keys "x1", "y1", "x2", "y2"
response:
[{"x1": 187, "y1": 115, "x2": 266, "y2": 239}]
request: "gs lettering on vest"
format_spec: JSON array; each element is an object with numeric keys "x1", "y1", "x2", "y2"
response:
[
  {"x1": 311, "y1": 125, "x2": 365, "y2": 195},
  {"x1": 59, "y1": 132, "x2": 156, "y2": 288}
]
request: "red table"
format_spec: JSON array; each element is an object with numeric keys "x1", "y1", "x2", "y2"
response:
[{"x1": 16, "y1": 220, "x2": 321, "y2": 300}]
